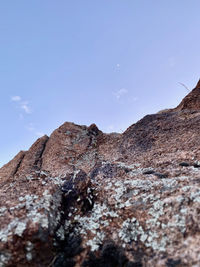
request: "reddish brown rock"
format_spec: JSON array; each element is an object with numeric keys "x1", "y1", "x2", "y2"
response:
[
  {"x1": 1, "y1": 80, "x2": 200, "y2": 266},
  {"x1": 175, "y1": 79, "x2": 200, "y2": 111},
  {"x1": 16, "y1": 135, "x2": 49, "y2": 177},
  {"x1": 0, "y1": 151, "x2": 26, "y2": 183}
]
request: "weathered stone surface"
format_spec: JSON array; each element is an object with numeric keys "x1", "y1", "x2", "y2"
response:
[
  {"x1": 175, "y1": 79, "x2": 200, "y2": 111},
  {"x1": 1, "y1": 81, "x2": 200, "y2": 266},
  {"x1": 0, "y1": 151, "x2": 26, "y2": 183}
]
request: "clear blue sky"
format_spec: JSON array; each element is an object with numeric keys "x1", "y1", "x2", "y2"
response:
[{"x1": 1, "y1": 0, "x2": 200, "y2": 167}]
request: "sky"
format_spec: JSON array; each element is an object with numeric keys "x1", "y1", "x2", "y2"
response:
[{"x1": 1, "y1": 0, "x2": 200, "y2": 167}]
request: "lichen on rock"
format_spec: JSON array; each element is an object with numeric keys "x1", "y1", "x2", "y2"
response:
[{"x1": 1, "y1": 81, "x2": 200, "y2": 265}]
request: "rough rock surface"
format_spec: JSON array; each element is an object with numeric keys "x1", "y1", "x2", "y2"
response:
[
  {"x1": 1, "y1": 81, "x2": 200, "y2": 266},
  {"x1": 175, "y1": 79, "x2": 200, "y2": 111}
]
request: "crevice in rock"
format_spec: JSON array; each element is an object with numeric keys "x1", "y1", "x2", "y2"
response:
[
  {"x1": 82, "y1": 241, "x2": 143, "y2": 267},
  {"x1": 50, "y1": 170, "x2": 96, "y2": 266},
  {"x1": 52, "y1": 232, "x2": 83, "y2": 267},
  {"x1": 12, "y1": 152, "x2": 26, "y2": 177},
  {"x1": 61, "y1": 170, "x2": 95, "y2": 216},
  {"x1": 33, "y1": 136, "x2": 49, "y2": 169}
]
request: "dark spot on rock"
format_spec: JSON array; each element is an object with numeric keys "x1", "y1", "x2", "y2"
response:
[
  {"x1": 90, "y1": 163, "x2": 119, "y2": 179},
  {"x1": 61, "y1": 170, "x2": 87, "y2": 195},
  {"x1": 154, "y1": 172, "x2": 168, "y2": 179},
  {"x1": 179, "y1": 162, "x2": 190, "y2": 167},
  {"x1": 82, "y1": 241, "x2": 142, "y2": 267},
  {"x1": 193, "y1": 163, "x2": 200, "y2": 168},
  {"x1": 90, "y1": 168, "x2": 100, "y2": 180},
  {"x1": 61, "y1": 169, "x2": 95, "y2": 220},
  {"x1": 193, "y1": 178, "x2": 200, "y2": 184},
  {"x1": 124, "y1": 168, "x2": 131, "y2": 173},
  {"x1": 82, "y1": 252, "x2": 99, "y2": 267},
  {"x1": 53, "y1": 253, "x2": 75, "y2": 267},
  {"x1": 100, "y1": 242, "x2": 127, "y2": 266},
  {"x1": 61, "y1": 177, "x2": 74, "y2": 193},
  {"x1": 74, "y1": 170, "x2": 88, "y2": 184},
  {"x1": 101, "y1": 163, "x2": 116, "y2": 178},
  {"x1": 53, "y1": 234, "x2": 83, "y2": 267},
  {"x1": 166, "y1": 258, "x2": 181, "y2": 267},
  {"x1": 33, "y1": 226, "x2": 49, "y2": 242},
  {"x1": 88, "y1": 124, "x2": 100, "y2": 136},
  {"x1": 55, "y1": 233, "x2": 82, "y2": 255},
  {"x1": 63, "y1": 235, "x2": 83, "y2": 257},
  {"x1": 126, "y1": 262, "x2": 143, "y2": 267},
  {"x1": 143, "y1": 170, "x2": 155, "y2": 175},
  {"x1": 90, "y1": 162, "x2": 103, "y2": 180},
  {"x1": 81, "y1": 195, "x2": 94, "y2": 212}
]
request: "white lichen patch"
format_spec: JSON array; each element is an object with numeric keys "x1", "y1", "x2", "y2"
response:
[
  {"x1": 0, "y1": 175, "x2": 63, "y2": 244},
  {"x1": 25, "y1": 241, "x2": 34, "y2": 262},
  {"x1": 119, "y1": 217, "x2": 141, "y2": 243},
  {"x1": 0, "y1": 219, "x2": 22, "y2": 242},
  {"x1": 56, "y1": 225, "x2": 65, "y2": 241},
  {"x1": 0, "y1": 252, "x2": 11, "y2": 267},
  {"x1": 26, "y1": 241, "x2": 34, "y2": 251},
  {"x1": 190, "y1": 190, "x2": 200, "y2": 203},
  {"x1": 86, "y1": 231, "x2": 106, "y2": 251},
  {"x1": 2, "y1": 162, "x2": 200, "y2": 265},
  {"x1": 14, "y1": 222, "x2": 27, "y2": 237},
  {"x1": 82, "y1": 169, "x2": 200, "y2": 254},
  {"x1": 26, "y1": 252, "x2": 32, "y2": 261},
  {"x1": 0, "y1": 207, "x2": 7, "y2": 216},
  {"x1": 65, "y1": 202, "x2": 119, "y2": 251},
  {"x1": 116, "y1": 161, "x2": 141, "y2": 170}
]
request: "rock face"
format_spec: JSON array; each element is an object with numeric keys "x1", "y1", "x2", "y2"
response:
[
  {"x1": 1, "y1": 81, "x2": 200, "y2": 266},
  {"x1": 175, "y1": 79, "x2": 200, "y2": 110}
]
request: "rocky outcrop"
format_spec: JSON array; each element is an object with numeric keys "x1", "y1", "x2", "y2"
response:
[
  {"x1": 1, "y1": 80, "x2": 200, "y2": 266},
  {"x1": 175, "y1": 79, "x2": 200, "y2": 111},
  {"x1": 0, "y1": 151, "x2": 26, "y2": 183}
]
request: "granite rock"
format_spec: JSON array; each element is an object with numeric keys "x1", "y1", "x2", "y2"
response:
[{"x1": 1, "y1": 81, "x2": 200, "y2": 266}]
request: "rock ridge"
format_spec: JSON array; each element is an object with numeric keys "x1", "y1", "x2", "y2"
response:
[
  {"x1": 175, "y1": 79, "x2": 200, "y2": 111},
  {"x1": 1, "y1": 80, "x2": 200, "y2": 266}
]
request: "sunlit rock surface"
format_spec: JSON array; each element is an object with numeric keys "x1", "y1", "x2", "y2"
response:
[{"x1": 1, "y1": 81, "x2": 200, "y2": 266}]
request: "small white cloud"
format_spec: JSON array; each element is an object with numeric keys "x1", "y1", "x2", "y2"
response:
[
  {"x1": 114, "y1": 88, "x2": 128, "y2": 99},
  {"x1": 21, "y1": 102, "x2": 31, "y2": 114},
  {"x1": 11, "y1": 96, "x2": 32, "y2": 115},
  {"x1": 114, "y1": 63, "x2": 120, "y2": 71},
  {"x1": 11, "y1": 96, "x2": 21, "y2": 102}
]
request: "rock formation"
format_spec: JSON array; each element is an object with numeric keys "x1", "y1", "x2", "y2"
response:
[{"x1": 1, "y1": 80, "x2": 200, "y2": 266}]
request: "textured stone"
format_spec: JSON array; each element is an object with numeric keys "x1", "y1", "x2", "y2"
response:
[
  {"x1": 175, "y1": 79, "x2": 200, "y2": 110},
  {"x1": 1, "y1": 81, "x2": 200, "y2": 266}
]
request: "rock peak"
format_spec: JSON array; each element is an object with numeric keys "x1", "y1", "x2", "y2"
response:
[
  {"x1": 175, "y1": 79, "x2": 200, "y2": 111},
  {"x1": 195, "y1": 79, "x2": 200, "y2": 88}
]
